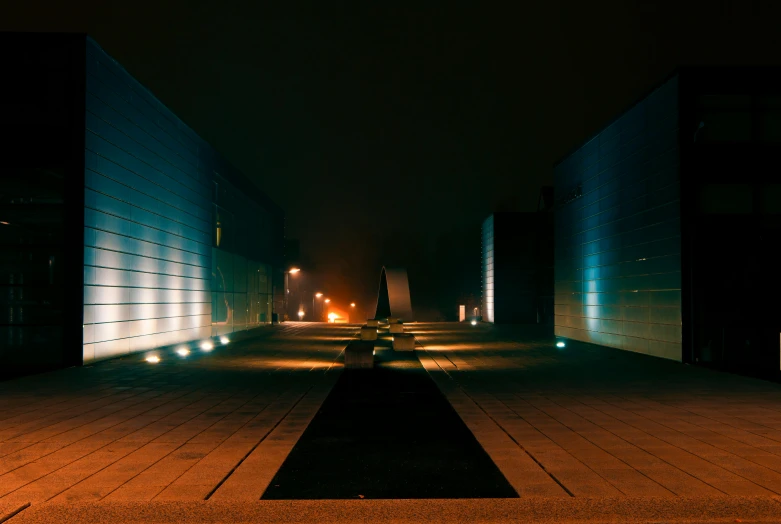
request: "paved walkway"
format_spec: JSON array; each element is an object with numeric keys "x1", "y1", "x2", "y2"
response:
[
  {"x1": 0, "y1": 324, "x2": 353, "y2": 510},
  {"x1": 414, "y1": 322, "x2": 781, "y2": 500},
  {"x1": 3, "y1": 322, "x2": 781, "y2": 522}
]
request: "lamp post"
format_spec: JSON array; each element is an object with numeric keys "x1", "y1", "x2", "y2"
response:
[
  {"x1": 314, "y1": 292, "x2": 323, "y2": 322},
  {"x1": 285, "y1": 268, "x2": 300, "y2": 321}
]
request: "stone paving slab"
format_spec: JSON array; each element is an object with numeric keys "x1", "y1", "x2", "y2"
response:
[
  {"x1": 411, "y1": 322, "x2": 781, "y2": 501},
  {"x1": 0, "y1": 324, "x2": 353, "y2": 508}
]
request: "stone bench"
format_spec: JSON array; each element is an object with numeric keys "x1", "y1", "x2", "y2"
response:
[
  {"x1": 389, "y1": 323, "x2": 404, "y2": 334},
  {"x1": 345, "y1": 340, "x2": 374, "y2": 369},
  {"x1": 392, "y1": 333, "x2": 415, "y2": 351},
  {"x1": 360, "y1": 325, "x2": 378, "y2": 341},
  {"x1": 386, "y1": 317, "x2": 399, "y2": 324},
  {"x1": 366, "y1": 319, "x2": 380, "y2": 327}
]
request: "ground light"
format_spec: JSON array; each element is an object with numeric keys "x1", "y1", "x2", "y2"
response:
[
  {"x1": 220, "y1": 336, "x2": 229, "y2": 345},
  {"x1": 146, "y1": 355, "x2": 160, "y2": 364},
  {"x1": 200, "y1": 341, "x2": 214, "y2": 351},
  {"x1": 298, "y1": 311, "x2": 305, "y2": 319},
  {"x1": 556, "y1": 341, "x2": 566, "y2": 348},
  {"x1": 176, "y1": 347, "x2": 190, "y2": 357},
  {"x1": 471, "y1": 320, "x2": 477, "y2": 326}
]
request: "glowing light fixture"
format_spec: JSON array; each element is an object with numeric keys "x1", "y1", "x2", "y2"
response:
[
  {"x1": 471, "y1": 320, "x2": 477, "y2": 326},
  {"x1": 289, "y1": 268, "x2": 300, "y2": 274},
  {"x1": 201, "y1": 341, "x2": 214, "y2": 351},
  {"x1": 350, "y1": 303, "x2": 356, "y2": 307},
  {"x1": 328, "y1": 312, "x2": 337, "y2": 322},
  {"x1": 220, "y1": 336, "x2": 230, "y2": 345},
  {"x1": 298, "y1": 311, "x2": 305, "y2": 318},
  {"x1": 176, "y1": 347, "x2": 190, "y2": 357},
  {"x1": 146, "y1": 355, "x2": 160, "y2": 364},
  {"x1": 325, "y1": 298, "x2": 331, "y2": 303},
  {"x1": 556, "y1": 341, "x2": 566, "y2": 348},
  {"x1": 0, "y1": 221, "x2": 9, "y2": 226},
  {"x1": 315, "y1": 292, "x2": 323, "y2": 298}
]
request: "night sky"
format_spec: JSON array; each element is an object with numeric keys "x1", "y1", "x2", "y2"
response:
[{"x1": 3, "y1": 1, "x2": 780, "y2": 319}]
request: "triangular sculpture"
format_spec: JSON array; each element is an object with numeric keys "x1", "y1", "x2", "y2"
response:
[{"x1": 373, "y1": 267, "x2": 414, "y2": 322}]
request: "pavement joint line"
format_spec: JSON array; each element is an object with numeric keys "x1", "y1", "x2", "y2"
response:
[
  {"x1": 598, "y1": 393, "x2": 781, "y2": 469},
  {"x1": 494, "y1": 392, "x2": 677, "y2": 497},
  {"x1": 417, "y1": 348, "x2": 575, "y2": 498},
  {"x1": 550, "y1": 392, "x2": 747, "y2": 496},
  {"x1": 0, "y1": 385, "x2": 121, "y2": 423},
  {"x1": 0, "y1": 390, "x2": 227, "y2": 500},
  {"x1": 203, "y1": 386, "x2": 313, "y2": 500},
  {"x1": 87, "y1": 390, "x2": 252, "y2": 502},
  {"x1": 0, "y1": 386, "x2": 175, "y2": 447},
  {"x1": 530, "y1": 393, "x2": 705, "y2": 497},
  {"x1": 152, "y1": 385, "x2": 305, "y2": 500},
  {"x1": 0, "y1": 385, "x2": 198, "y2": 466},
  {"x1": 0, "y1": 502, "x2": 29, "y2": 524},
  {"x1": 622, "y1": 393, "x2": 781, "y2": 446},
  {"x1": 569, "y1": 393, "x2": 781, "y2": 496}
]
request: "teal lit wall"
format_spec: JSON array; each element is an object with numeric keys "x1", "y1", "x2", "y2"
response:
[
  {"x1": 554, "y1": 75, "x2": 682, "y2": 360},
  {"x1": 481, "y1": 215, "x2": 494, "y2": 323}
]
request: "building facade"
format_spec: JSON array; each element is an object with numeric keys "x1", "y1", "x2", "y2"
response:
[
  {"x1": 554, "y1": 67, "x2": 781, "y2": 380},
  {"x1": 0, "y1": 33, "x2": 283, "y2": 376},
  {"x1": 481, "y1": 212, "x2": 553, "y2": 324}
]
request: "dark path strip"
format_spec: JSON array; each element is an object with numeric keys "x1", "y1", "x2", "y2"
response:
[{"x1": 262, "y1": 347, "x2": 518, "y2": 499}]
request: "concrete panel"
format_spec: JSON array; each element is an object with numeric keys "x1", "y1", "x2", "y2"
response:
[{"x1": 554, "y1": 74, "x2": 682, "y2": 361}]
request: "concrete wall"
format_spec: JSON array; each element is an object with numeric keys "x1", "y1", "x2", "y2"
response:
[
  {"x1": 82, "y1": 39, "x2": 214, "y2": 361},
  {"x1": 554, "y1": 75, "x2": 683, "y2": 360}
]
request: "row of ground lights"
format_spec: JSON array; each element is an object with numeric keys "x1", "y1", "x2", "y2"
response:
[
  {"x1": 466, "y1": 319, "x2": 567, "y2": 349},
  {"x1": 145, "y1": 335, "x2": 230, "y2": 364}
]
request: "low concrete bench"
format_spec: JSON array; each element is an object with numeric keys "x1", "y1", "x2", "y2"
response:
[
  {"x1": 389, "y1": 323, "x2": 404, "y2": 334},
  {"x1": 360, "y1": 325, "x2": 378, "y2": 341},
  {"x1": 366, "y1": 319, "x2": 380, "y2": 327},
  {"x1": 345, "y1": 341, "x2": 374, "y2": 368},
  {"x1": 392, "y1": 334, "x2": 415, "y2": 351},
  {"x1": 387, "y1": 317, "x2": 399, "y2": 324}
]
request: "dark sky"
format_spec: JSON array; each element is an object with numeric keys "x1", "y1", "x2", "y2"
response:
[{"x1": 4, "y1": 1, "x2": 780, "y2": 318}]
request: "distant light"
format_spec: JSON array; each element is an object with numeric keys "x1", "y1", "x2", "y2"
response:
[
  {"x1": 289, "y1": 268, "x2": 300, "y2": 274},
  {"x1": 220, "y1": 336, "x2": 230, "y2": 345},
  {"x1": 0, "y1": 221, "x2": 9, "y2": 225},
  {"x1": 201, "y1": 342, "x2": 214, "y2": 351},
  {"x1": 298, "y1": 311, "x2": 305, "y2": 318},
  {"x1": 328, "y1": 313, "x2": 337, "y2": 321},
  {"x1": 471, "y1": 320, "x2": 477, "y2": 326},
  {"x1": 556, "y1": 341, "x2": 566, "y2": 348},
  {"x1": 325, "y1": 298, "x2": 331, "y2": 303},
  {"x1": 176, "y1": 347, "x2": 190, "y2": 357},
  {"x1": 316, "y1": 292, "x2": 323, "y2": 298},
  {"x1": 350, "y1": 303, "x2": 356, "y2": 307},
  {"x1": 146, "y1": 355, "x2": 160, "y2": 364}
]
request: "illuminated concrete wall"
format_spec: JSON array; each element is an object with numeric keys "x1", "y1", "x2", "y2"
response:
[
  {"x1": 481, "y1": 215, "x2": 495, "y2": 323},
  {"x1": 82, "y1": 39, "x2": 213, "y2": 362},
  {"x1": 554, "y1": 75, "x2": 682, "y2": 360}
]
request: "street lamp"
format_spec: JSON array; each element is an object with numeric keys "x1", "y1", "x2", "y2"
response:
[
  {"x1": 350, "y1": 303, "x2": 356, "y2": 307},
  {"x1": 284, "y1": 268, "x2": 301, "y2": 321},
  {"x1": 298, "y1": 310, "x2": 305, "y2": 320},
  {"x1": 314, "y1": 292, "x2": 323, "y2": 322}
]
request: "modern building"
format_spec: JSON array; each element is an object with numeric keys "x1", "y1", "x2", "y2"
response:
[
  {"x1": 0, "y1": 33, "x2": 284, "y2": 376},
  {"x1": 554, "y1": 67, "x2": 781, "y2": 379},
  {"x1": 481, "y1": 209, "x2": 554, "y2": 324}
]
